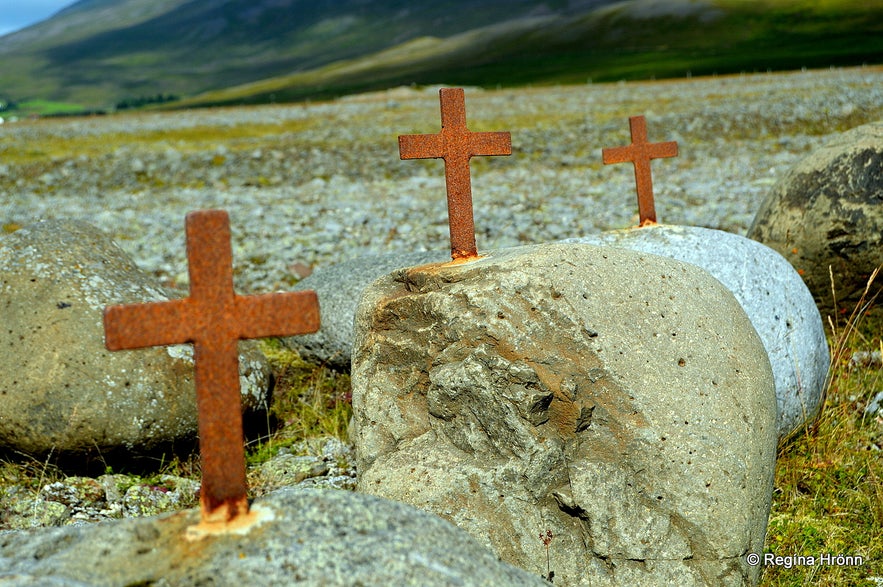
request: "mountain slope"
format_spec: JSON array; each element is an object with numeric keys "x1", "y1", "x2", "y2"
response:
[
  {"x1": 0, "y1": 0, "x2": 593, "y2": 110},
  {"x1": 175, "y1": 0, "x2": 883, "y2": 108},
  {"x1": 0, "y1": 0, "x2": 881, "y2": 114}
]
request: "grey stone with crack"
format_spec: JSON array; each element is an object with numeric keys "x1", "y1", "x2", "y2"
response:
[{"x1": 353, "y1": 243, "x2": 777, "y2": 587}]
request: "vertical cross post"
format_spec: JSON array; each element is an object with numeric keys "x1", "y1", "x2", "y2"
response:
[
  {"x1": 602, "y1": 115, "x2": 678, "y2": 226},
  {"x1": 399, "y1": 88, "x2": 512, "y2": 260},
  {"x1": 104, "y1": 210, "x2": 320, "y2": 525}
]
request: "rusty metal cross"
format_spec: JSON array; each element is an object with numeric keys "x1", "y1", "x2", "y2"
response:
[
  {"x1": 399, "y1": 88, "x2": 512, "y2": 260},
  {"x1": 104, "y1": 209, "x2": 319, "y2": 525},
  {"x1": 602, "y1": 115, "x2": 678, "y2": 226}
]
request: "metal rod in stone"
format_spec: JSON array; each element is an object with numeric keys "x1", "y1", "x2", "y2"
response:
[
  {"x1": 398, "y1": 88, "x2": 512, "y2": 261},
  {"x1": 103, "y1": 209, "x2": 320, "y2": 525},
  {"x1": 602, "y1": 115, "x2": 678, "y2": 227}
]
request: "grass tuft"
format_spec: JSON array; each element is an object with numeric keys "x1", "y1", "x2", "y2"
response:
[
  {"x1": 245, "y1": 340, "x2": 352, "y2": 467},
  {"x1": 763, "y1": 269, "x2": 883, "y2": 585}
]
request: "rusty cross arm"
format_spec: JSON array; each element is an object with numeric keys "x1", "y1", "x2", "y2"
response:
[
  {"x1": 399, "y1": 88, "x2": 511, "y2": 260},
  {"x1": 602, "y1": 115, "x2": 678, "y2": 226},
  {"x1": 104, "y1": 210, "x2": 320, "y2": 525}
]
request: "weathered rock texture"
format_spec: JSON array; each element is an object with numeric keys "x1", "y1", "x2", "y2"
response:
[
  {"x1": 748, "y1": 120, "x2": 883, "y2": 317},
  {"x1": 564, "y1": 224, "x2": 829, "y2": 444},
  {"x1": 353, "y1": 243, "x2": 777, "y2": 587},
  {"x1": 0, "y1": 219, "x2": 270, "y2": 456},
  {"x1": 287, "y1": 251, "x2": 445, "y2": 370},
  {"x1": 0, "y1": 487, "x2": 548, "y2": 586}
]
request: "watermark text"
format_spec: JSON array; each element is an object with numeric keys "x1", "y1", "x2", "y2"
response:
[{"x1": 745, "y1": 552, "x2": 865, "y2": 569}]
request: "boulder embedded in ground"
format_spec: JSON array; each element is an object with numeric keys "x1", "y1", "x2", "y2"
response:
[
  {"x1": 0, "y1": 487, "x2": 548, "y2": 586},
  {"x1": 747, "y1": 120, "x2": 883, "y2": 317},
  {"x1": 0, "y1": 219, "x2": 271, "y2": 457},
  {"x1": 563, "y1": 224, "x2": 828, "y2": 443},
  {"x1": 287, "y1": 251, "x2": 446, "y2": 370},
  {"x1": 352, "y1": 243, "x2": 777, "y2": 587}
]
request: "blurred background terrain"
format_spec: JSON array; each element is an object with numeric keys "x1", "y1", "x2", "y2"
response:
[{"x1": 0, "y1": 0, "x2": 881, "y2": 116}]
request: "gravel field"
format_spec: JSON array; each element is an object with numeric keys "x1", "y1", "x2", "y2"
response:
[{"x1": 2, "y1": 66, "x2": 882, "y2": 294}]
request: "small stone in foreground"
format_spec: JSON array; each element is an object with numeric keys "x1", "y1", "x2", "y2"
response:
[{"x1": 865, "y1": 391, "x2": 883, "y2": 419}]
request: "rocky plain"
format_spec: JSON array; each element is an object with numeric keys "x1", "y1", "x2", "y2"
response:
[
  {"x1": 0, "y1": 66, "x2": 882, "y2": 584},
  {"x1": 3, "y1": 67, "x2": 882, "y2": 297}
]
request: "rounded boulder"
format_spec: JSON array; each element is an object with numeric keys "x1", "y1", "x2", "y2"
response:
[
  {"x1": 353, "y1": 243, "x2": 777, "y2": 586},
  {"x1": 747, "y1": 120, "x2": 883, "y2": 317},
  {"x1": 564, "y1": 224, "x2": 829, "y2": 444},
  {"x1": 0, "y1": 219, "x2": 271, "y2": 457}
]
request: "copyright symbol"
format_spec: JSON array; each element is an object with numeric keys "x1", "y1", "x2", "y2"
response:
[{"x1": 746, "y1": 553, "x2": 760, "y2": 566}]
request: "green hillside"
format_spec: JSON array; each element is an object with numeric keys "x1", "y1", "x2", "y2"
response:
[
  {"x1": 177, "y1": 0, "x2": 883, "y2": 108},
  {"x1": 0, "y1": 0, "x2": 571, "y2": 114},
  {"x1": 0, "y1": 0, "x2": 881, "y2": 115}
]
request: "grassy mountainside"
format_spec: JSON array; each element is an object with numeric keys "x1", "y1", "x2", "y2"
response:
[
  {"x1": 178, "y1": 0, "x2": 883, "y2": 108},
  {"x1": 0, "y1": 0, "x2": 584, "y2": 113},
  {"x1": 0, "y1": 0, "x2": 881, "y2": 114}
]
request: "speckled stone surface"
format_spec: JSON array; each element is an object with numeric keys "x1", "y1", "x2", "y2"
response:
[
  {"x1": 0, "y1": 487, "x2": 548, "y2": 586},
  {"x1": 353, "y1": 243, "x2": 776, "y2": 586},
  {"x1": 563, "y1": 224, "x2": 829, "y2": 443},
  {"x1": 0, "y1": 219, "x2": 270, "y2": 456}
]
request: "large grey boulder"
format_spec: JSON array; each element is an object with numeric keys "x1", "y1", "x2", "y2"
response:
[
  {"x1": 286, "y1": 251, "x2": 446, "y2": 370},
  {"x1": 353, "y1": 243, "x2": 777, "y2": 587},
  {"x1": 563, "y1": 224, "x2": 829, "y2": 444},
  {"x1": 0, "y1": 487, "x2": 548, "y2": 586},
  {"x1": 0, "y1": 219, "x2": 271, "y2": 456},
  {"x1": 748, "y1": 121, "x2": 883, "y2": 317}
]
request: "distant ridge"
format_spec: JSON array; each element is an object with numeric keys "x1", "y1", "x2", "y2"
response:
[{"x1": 0, "y1": 0, "x2": 881, "y2": 115}]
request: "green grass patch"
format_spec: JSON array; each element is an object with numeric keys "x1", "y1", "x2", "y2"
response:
[
  {"x1": 245, "y1": 340, "x2": 352, "y2": 467},
  {"x1": 10, "y1": 99, "x2": 87, "y2": 117},
  {"x1": 763, "y1": 272, "x2": 883, "y2": 585}
]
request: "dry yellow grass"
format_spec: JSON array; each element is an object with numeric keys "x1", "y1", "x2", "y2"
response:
[{"x1": 761, "y1": 272, "x2": 883, "y2": 586}]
